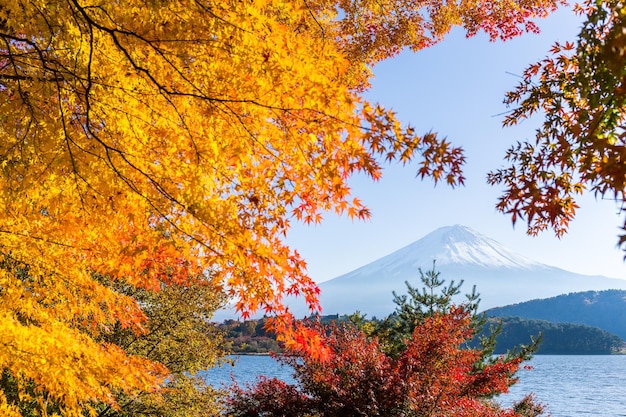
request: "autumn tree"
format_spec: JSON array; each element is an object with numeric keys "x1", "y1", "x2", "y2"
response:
[
  {"x1": 0, "y1": 0, "x2": 560, "y2": 415},
  {"x1": 226, "y1": 269, "x2": 545, "y2": 417},
  {"x1": 91, "y1": 278, "x2": 227, "y2": 417},
  {"x1": 488, "y1": 0, "x2": 626, "y2": 248},
  {"x1": 0, "y1": 266, "x2": 228, "y2": 417}
]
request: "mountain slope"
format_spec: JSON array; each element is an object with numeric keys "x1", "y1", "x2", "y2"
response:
[
  {"x1": 484, "y1": 289, "x2": 626, "y2": 340},
  {"x1": 312, "y1": 225, "x2": 626, "y2": 318}
]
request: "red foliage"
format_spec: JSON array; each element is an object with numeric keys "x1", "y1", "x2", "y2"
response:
[
  {"x1": 266, "y1": 314, "x2": 332, "y2": 362},
  {"x1": 227, "y1": 307, "x2": 545, "y2": 417},
  {"x1": 228, "y1": 377, "x2": 313, "y2": 417},
  {"x1": 394, "y1": 308, "x2": 523, "y2": 415}
]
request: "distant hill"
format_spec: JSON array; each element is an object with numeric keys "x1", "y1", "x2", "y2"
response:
[
  {"x1": 484, "y1": 290, "x2": 626, "y2": 340},
  {"x1": 481, "y1": 316, "x2": 624, "y2": 355}
]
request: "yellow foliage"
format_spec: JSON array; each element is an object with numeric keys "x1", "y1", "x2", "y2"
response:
[{"x1": 0, "y1": 0, "x2": 558, "y2": 414}]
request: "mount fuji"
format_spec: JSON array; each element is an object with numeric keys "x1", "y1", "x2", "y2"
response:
[{"x1": 303, "y1": 225, "x2": 626, "y2": 318}]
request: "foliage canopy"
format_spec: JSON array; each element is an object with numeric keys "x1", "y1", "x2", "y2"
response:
[
  {"x1": 0, "y1": 272, "x2": 227, "y2": 417},
  {"x1": 0, "y1": 0, "x2": 559, "y2": 414}
]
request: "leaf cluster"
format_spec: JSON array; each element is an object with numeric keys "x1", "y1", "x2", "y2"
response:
[
  {"x1": 488, "y1": 0, "x2": 626, "y2": 250},
  {"x1": 1, "y1": 272, "x2": 228, "y2": 417}
]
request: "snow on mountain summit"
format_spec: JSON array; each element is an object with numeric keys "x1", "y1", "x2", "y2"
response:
[
  {"x1": 404, "y1": 224, "x2": 544, "y2": 269},
  {"x1": 364, "y1": 224, "x2": 545, "y2": 277}
]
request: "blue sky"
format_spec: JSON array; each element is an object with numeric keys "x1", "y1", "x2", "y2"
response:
[{"x1": 287, "y1": 6, "x2": 626, "y2": 284}]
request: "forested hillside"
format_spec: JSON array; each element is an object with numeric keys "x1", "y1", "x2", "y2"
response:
[
  {"x1": 485, "y1": 290, "x2": 626, "y2": 339},
  {"x1": 482, "y1": 317, "x2": 624, "y2": 355},
  {"x1": 219, "y1": 318, "x2": 281, "y2": 354}
]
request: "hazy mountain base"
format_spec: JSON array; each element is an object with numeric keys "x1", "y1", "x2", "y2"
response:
[{"x1": 316, "y1": 266, "x2": 626, "y2": 318}]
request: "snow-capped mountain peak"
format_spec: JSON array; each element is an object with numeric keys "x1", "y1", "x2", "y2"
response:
[
  {"x1": 403, "y1": 224, "x2": 543, "y2": 269},
  {"x1": 365, "y1": 224, "x2": 544, "y2": 275}
]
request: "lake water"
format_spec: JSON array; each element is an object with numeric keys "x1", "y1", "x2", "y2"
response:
[{"x1": 202, "y1": 355, "x2": 626, "y2": 416}]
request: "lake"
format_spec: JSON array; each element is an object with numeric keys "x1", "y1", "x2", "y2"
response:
[{"x1": 201, "y1": 354, "x2": 626, "y2": 416}]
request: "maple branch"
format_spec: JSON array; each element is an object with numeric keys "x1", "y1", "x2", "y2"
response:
[
  {"x1": 303, "y1": 0, "x2": 326, "y2": 38},
  {"x1": 0, "y1": 73, "x2": 64, "y2": 82}
]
